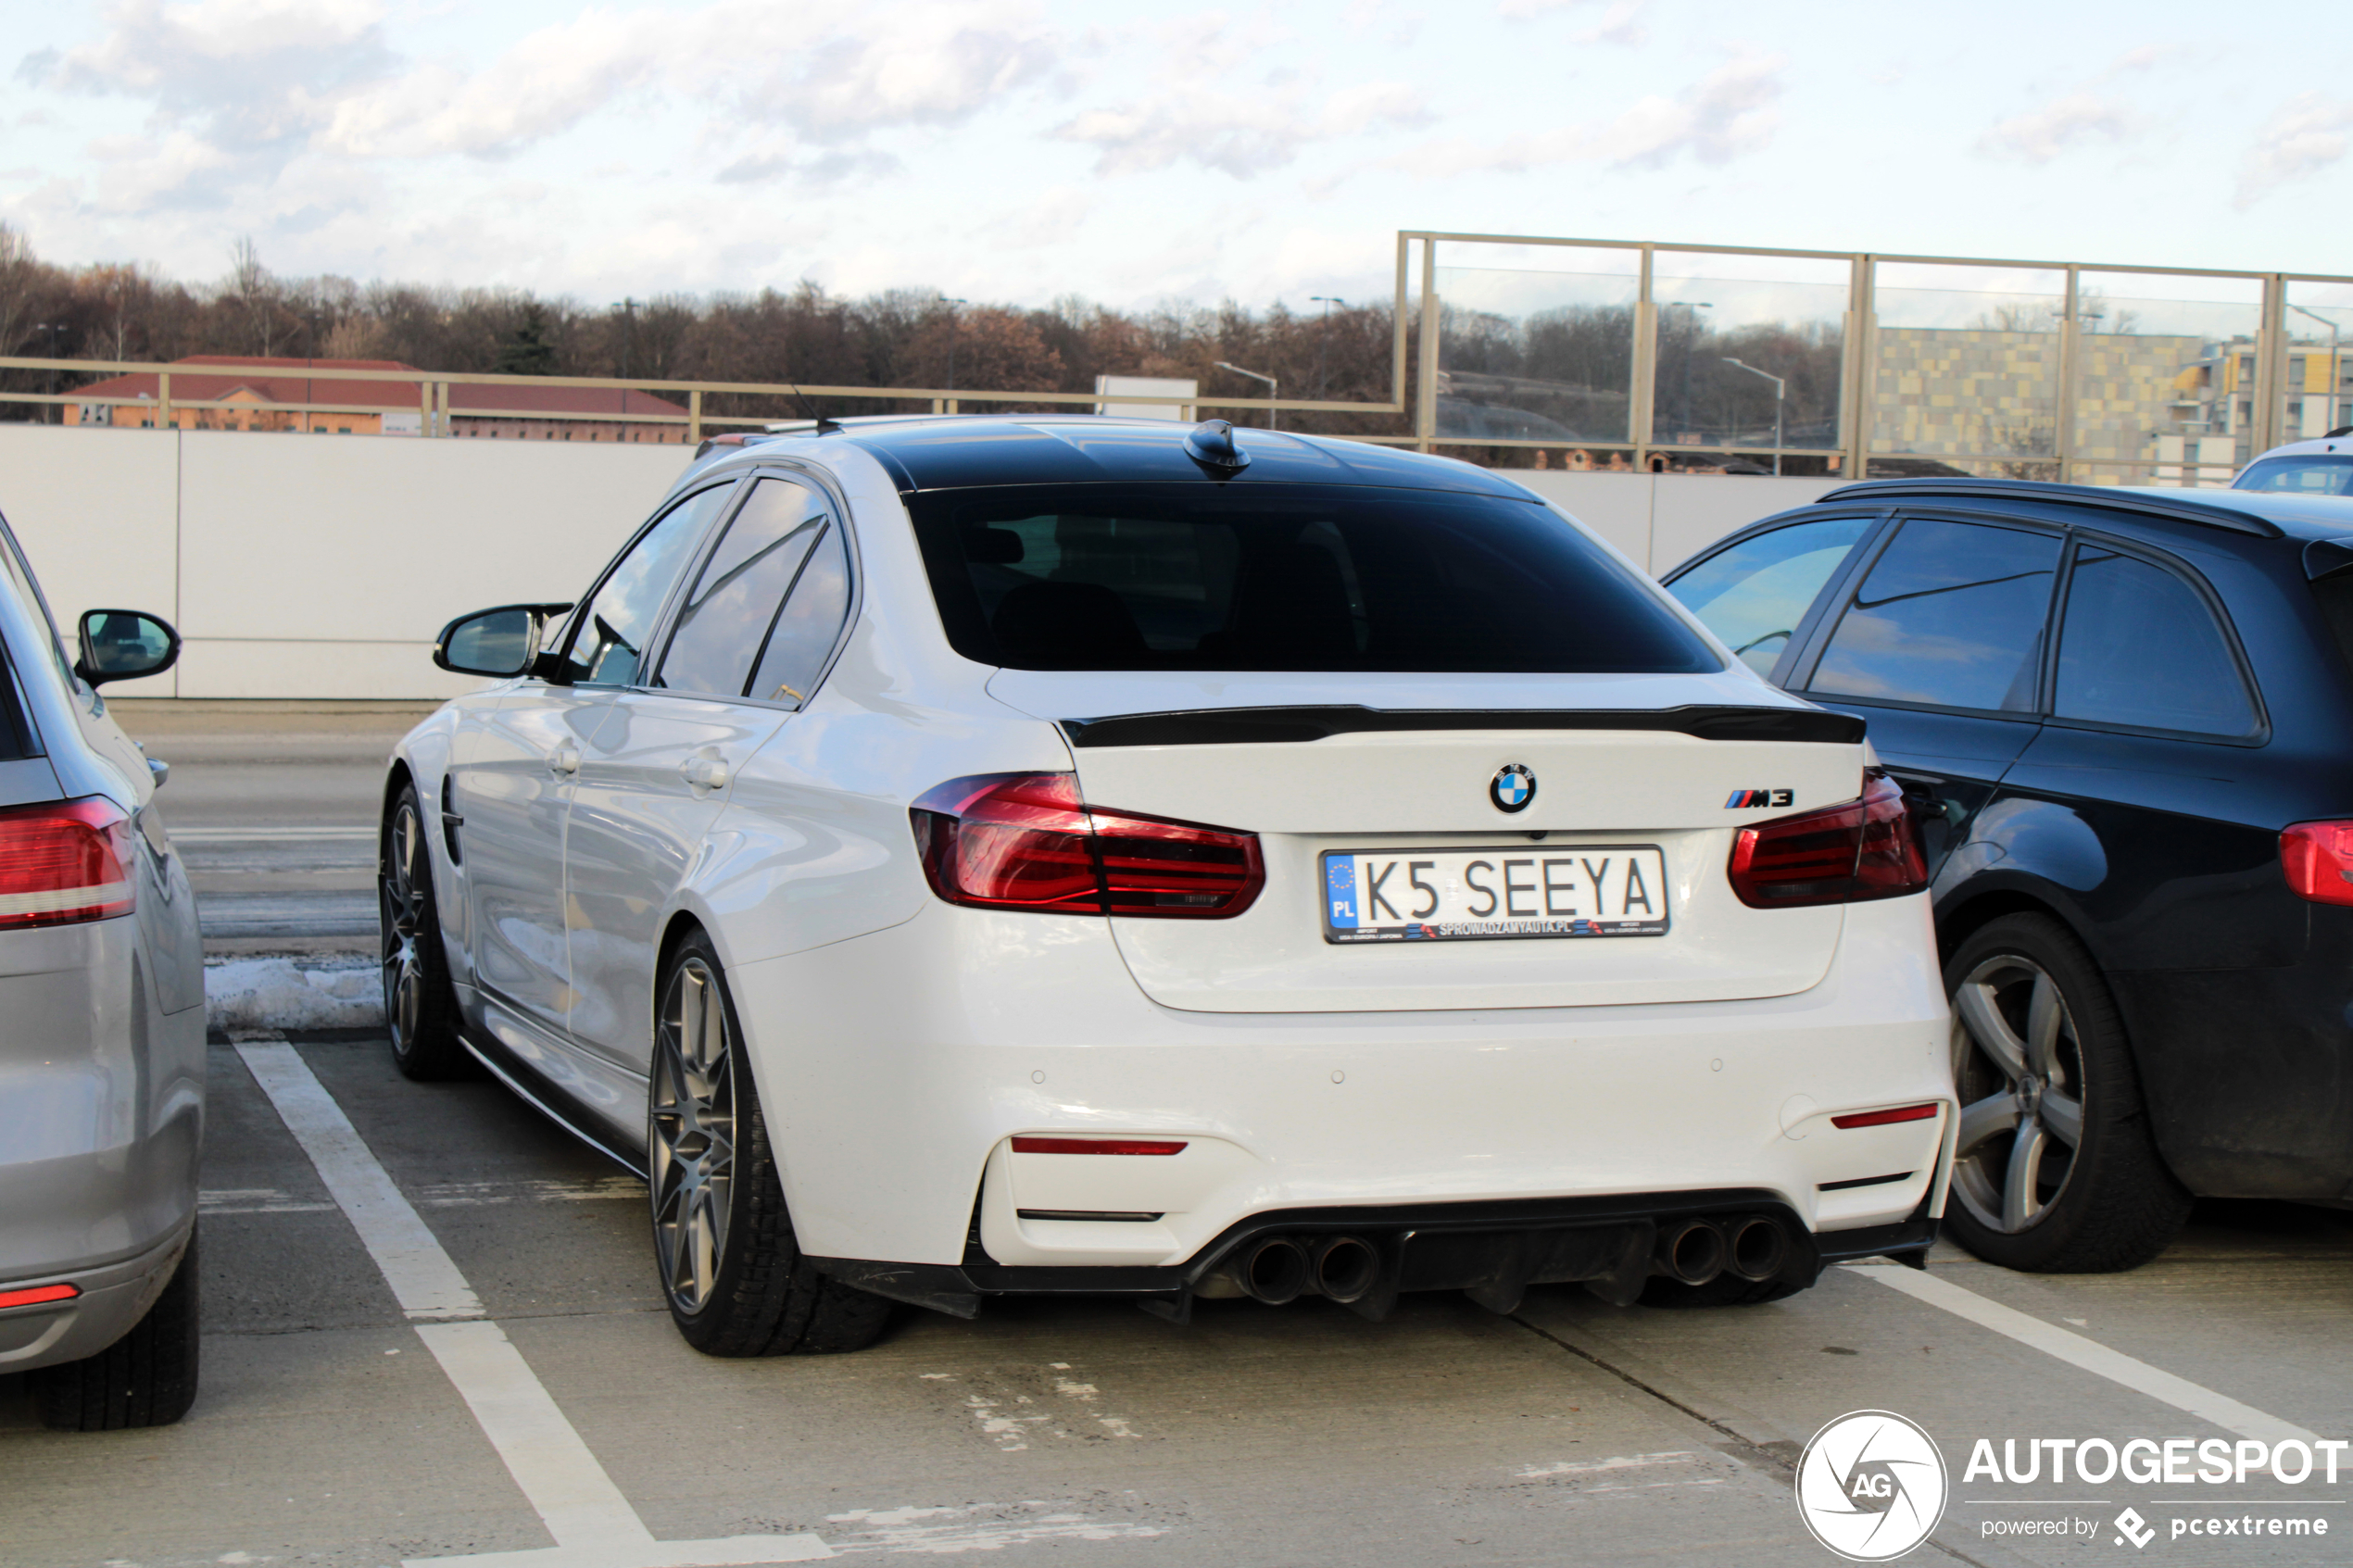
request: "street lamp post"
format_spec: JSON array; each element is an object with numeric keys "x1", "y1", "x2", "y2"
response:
[
  {"x1": 2289, "y1": 303, "x2": 2343, "y2": 438},
  {"x1": 1310, "y1": 295, "x2": 1343, "y2": 402},
  {"x1": 1214, "y1": 360, "x2": 1278, "y2": 430},
  {"x1": 1721, "y1": 357, "x2": 1787, "y2": 475}
]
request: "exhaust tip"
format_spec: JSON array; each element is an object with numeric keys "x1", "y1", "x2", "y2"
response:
[
  {"x1": 1240, "y1": 1236, "x2": 1310, "y2": 1305},
  {"x1": 1728, "y1": 1216, "x2": 1788, "y2": 1282},
  {"x1": 1311, "y1": 1236, "x2": 1379, "y2": 1304},
  {"x1": 1657, "y1": 1220, "x2": 1726, "y2": 1286}
]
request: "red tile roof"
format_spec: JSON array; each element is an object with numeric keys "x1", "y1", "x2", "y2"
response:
[{"x1": 72, "y1": 356, "x2": 687, "y2": 417}]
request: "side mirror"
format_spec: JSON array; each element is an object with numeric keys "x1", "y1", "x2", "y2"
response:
[
  {"x1": 434, "y1": 603, "x2": 573, "y2": 678},
  {"x1": 75, "y1": 609, "x2": 181, "y2": 687}
]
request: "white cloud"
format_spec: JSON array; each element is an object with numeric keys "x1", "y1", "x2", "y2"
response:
[
  {"x1": 1977, "y1": 91, "x2": 2135, "y2": 163},
  {"x1": 1496, "y1": 0, "x2": 1648, "y2": 44},
  {"x1": 2236, "y1": 94, "x2": 2353, "y2": 208},
  {"x1": 1385, "y1": 48, "x2": 1782, "y2": 178}
]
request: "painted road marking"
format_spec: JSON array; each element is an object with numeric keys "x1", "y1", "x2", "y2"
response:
[
  {"x1": 1847, "y1": 1263, "x2": 2320, "y2": 1444},
  {"x1": 235, "y1": 1041, "x2": 835, "y2": 1568}
]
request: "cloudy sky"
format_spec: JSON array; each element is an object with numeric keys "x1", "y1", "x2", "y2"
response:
[{"x1": 2, "y1": 0, "x2": 2347, "y2": 310}]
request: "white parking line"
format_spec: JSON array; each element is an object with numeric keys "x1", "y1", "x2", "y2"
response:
[
  {"x1": 235, "y1": 1041, "x2": 835, "y2": 1568},
  {"x1": 1847, "y1": 1263, "x2": 2320, "y2": 1444}
]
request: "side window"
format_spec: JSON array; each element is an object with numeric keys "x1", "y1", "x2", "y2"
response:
[
  {"x1": 655, "y1": 477, "x2": 829, "y2": 698},
  {"x1": 1665, "y1": 516, "x2": 1875, "y2": 678},
  {"x1": 745, "y1": 519, "x2": 851, "y2": 708},
  {"x1": 1807, "y1": 517, "x2": 2061, "y2": 712},
  {"x1": 2054, "y1": 546, "x2": 2256, "y2": 736},
  {"x1": 555, "y1": 483, "x2": 733, "y2": 687}
]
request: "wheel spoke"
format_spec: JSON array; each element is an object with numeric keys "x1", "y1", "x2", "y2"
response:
[
  {"x1": 1956, "y1": 980, "x2": 2031, "y2": 1081},
  {"x1": 1956, "y1": 1089, "x2": 2022, "y2": 1157},
  {"x1": 2041, "y1": 1089, "x2": 2083, "y2": 1148},
  {"x1": 2024, "y1": 972, "x2": 2064, "y2": 1080},
  {"x1": 2003, "y1": 1117, "x2": 2048, "y2": 1230}
]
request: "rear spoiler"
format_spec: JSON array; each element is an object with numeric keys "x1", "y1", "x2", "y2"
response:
[{"x1": 1060, "y1": 704, "x2": 1866, "y2": 748}]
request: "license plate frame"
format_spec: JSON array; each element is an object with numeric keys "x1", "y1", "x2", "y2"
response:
[{"x1": 1320, "y1": 845, "x2": 1670, "y2": 945}]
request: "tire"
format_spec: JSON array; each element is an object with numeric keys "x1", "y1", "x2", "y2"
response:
[
  {"x1": 1638, "y1": 1274, "x2": 1803, "y2": 1309},
  {"x1": 31, "y1": 1224, "x2": 200, "y2": 1431},
  {"x1": 648, "y1": 931, "x2": 892, "y2": 1357},
  {"x1": 381, "y1": 779, "x2": 473, "y2": 1081},
  {"x1": 1942, "y1": 913, "x2": 2190, "y2": 1273}
]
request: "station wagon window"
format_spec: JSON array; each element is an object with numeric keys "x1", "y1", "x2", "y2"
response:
[
  {"x1": 555, "y1": 483, "x2": 734, "y2": 687},
  {"x1": 2053, "y1": 546, "x2": 2256, "y2": 736},
  {"x1": 1806, "y1": 517, "x2": 2060, "y2": 713},
  {"x1": 907, "y1": 483, "x2": 1718, "y2": 673},
  {"x1": 655, "y1": 477, "x2": 830, "y2": 699},
  {"x1": 1667, "y1": 515, "x2": 1874, "y2": 678}
]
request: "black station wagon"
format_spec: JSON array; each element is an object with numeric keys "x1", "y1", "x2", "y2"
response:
[{"x1": 1665, "y1": 478, "x2": 2353, "y2": 1273}]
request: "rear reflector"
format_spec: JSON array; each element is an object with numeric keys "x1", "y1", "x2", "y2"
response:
[
  {"x1": 0, "y1": 796, "x2": 134, "y2": 930},
  {"x1": 1727, "y1": 771, "x2": 1927, "y2": 909},
  {"x1": 2281, "y1": 821, "x2": 2353, "y2": 905},
  {"x1": 1831, "y1": 1103, "x2": 1941, "y2": 1130},
  {"x1": 1010, "y1": 1136, "x2": 1189, "y2": 1156},
  {"x1": 0, "y1": 1282, "x2": 79, "y2": 1310},
  {"x1": 912, "y1": 772, "x2": 1263, "y2": 919}
]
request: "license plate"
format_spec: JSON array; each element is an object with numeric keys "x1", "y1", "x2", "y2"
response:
[{"x1": 1321, "y1": 846, "x2": 1670, "y2": 944}]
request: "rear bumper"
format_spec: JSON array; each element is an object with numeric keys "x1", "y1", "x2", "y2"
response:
[
  {"x1": 728, "y1": 890, "x2": 1953, "y2": 1270},
  {"x1": 0, "y1": 1221, "x2": 191, "y2": 1374}
]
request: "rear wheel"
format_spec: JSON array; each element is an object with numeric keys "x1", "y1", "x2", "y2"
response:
[
  {"x1": 381, "y1": 781, "x2": 472, "y2": 1081},
  {"x1": 31, "y1": 1224, "x2": 200, "y2": 1431},
  {"x1": 1942, "y1": 913, "x2": 2189, "y2": 1272},
  {"x1": 649, "y1": 932, "x2": 891, "y2": 1356}
]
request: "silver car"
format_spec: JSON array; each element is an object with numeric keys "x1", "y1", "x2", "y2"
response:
[{"x1": 0, "y1": 508, "x2": 206, "y2": 1428}]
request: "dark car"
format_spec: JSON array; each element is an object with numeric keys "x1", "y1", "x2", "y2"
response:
[{"x1": 1663, "y1": 477, "x2": 2353, "y2": 1273}]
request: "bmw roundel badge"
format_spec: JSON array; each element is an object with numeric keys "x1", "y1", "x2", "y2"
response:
[{"x1": 1490, "y1": 763, "x2": 1536, "y2": 814}]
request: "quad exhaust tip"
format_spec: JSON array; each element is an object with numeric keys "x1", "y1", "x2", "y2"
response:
[
  {"x1": 1729, "y1": 1215, "x2": 1789, "y2": 1282},
  {"x1": 1656, "y1": 1219, "x2": 1728, "y2": 1286},
  {"x1": 1239, "y1": 1236, "x2": 1310, "y2": 1305},
  {"x1": 1311, "y1": 1236, "x2": 1380, "y2": 1304}
]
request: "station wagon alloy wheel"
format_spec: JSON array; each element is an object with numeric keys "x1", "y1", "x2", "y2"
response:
[
  {"x1": 650, "y1": 956, "x2": 736, "y2": 1315},
  {"x1": 1950, "y1": 954, "x2": 2084, "y2": 1233}
]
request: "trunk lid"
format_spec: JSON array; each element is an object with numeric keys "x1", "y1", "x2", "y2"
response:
[{"x1": 991, "y1": 671, "x2": 1867, "y2": 1013}]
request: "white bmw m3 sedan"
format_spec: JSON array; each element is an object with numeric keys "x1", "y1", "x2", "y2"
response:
[{"x1": 385, "y1": 416, "x2": 1955, "y2": 1355}]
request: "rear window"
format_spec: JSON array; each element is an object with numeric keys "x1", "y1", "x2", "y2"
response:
[
  {"x1": 2236, "y1": 456, "x2": 2353, "y2": 495},
  {"x1": 906, "y1": 483, "x2": 1720, "y2": 673}
]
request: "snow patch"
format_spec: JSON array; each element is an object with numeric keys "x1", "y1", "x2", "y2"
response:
[{"x1": 206, "y1": 956, "x2": 381, "y2": 1034}]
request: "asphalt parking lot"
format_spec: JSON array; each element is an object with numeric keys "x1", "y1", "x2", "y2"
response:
[{"x1": 3, "y1": 705, "x2": 2349, "y2": 1568}]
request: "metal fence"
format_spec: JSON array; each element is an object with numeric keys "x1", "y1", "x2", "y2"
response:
[{"x1": 6, "y1": 232, "x2": 2348, "y2": 485}]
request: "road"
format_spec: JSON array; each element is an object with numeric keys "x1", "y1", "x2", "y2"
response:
[{"x1": 2, "y1": 704, "x2": 2348, "y2": 1567}]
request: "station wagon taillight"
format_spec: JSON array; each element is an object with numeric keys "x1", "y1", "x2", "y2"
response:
[
  {"x1": 0, "y1": 797, "x2": 134, "y2": 931},
  {"x1": 912, "y1": 772, "x2": 1263, "y2": 919},
  {"x1": 2280, "y1": 821, "x2": 2353, "y2": 905},
  {"x1": 1726, "y1": 771, "x2": 1927, "y2": 909}
]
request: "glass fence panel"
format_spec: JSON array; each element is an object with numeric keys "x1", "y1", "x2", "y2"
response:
[
  {"x1": 1433, "y1": 245, "x2": 1640, "y2": 446},
  {"x1": 2284, "y1": 280, "x2": 2353, "y2": 447},
  {"x1": 2071, "y1": 271, "x2": 2263, "y2": 488},
  {"x1": 1649, "y1": 253, "x2": 1848, "y2": 470},
  {"x1": 1868, "y1": 263, "x2": 2064, "y2": 475}
]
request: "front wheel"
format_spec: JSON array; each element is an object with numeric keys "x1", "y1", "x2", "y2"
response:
[
  {"x1": 1942, "y1": 913, "x2": 2189, "y2": 1273},
  {"x1": 648, "y1": 932, "x2": 891, "y2": 1356},
  {"x1": 381, "y1": 780, "x2": 472, "y2": 1081}
]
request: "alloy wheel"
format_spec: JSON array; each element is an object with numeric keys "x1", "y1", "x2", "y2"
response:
[
  {"x1": 379, "y1": 801, "x2": 428, "y2": 1056},
  {"x1": 650, "y1": 958, "x2": 736, "y2": 1314},
  {"x1": 1950, "y1": 953, "x2": 2086, "y2": 1234}
]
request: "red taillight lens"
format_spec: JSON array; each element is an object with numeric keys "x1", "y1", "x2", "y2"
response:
[
  {"x1": 0, "y1": 797, "x2": 134, "y2": 931},
  {"x1": 2281, "y1": 821, "x2": 2353, "y2": 905},
  {"x1": 0, "y1": 1282, "x2": 79, "y2": 1310},
  {"x1": 912, "y1": 772, "x2": 1263, "y2": 919},
  {"x1": 1727, "y1": 771, "x2": 1927, "y2": 909},
  {"x1": 1010, "y1": 1136, "x2": 1188, "y2": 1155},
  {"x1": 1831, "y1": 1103, "x2": 1941, "y2": 1130}
]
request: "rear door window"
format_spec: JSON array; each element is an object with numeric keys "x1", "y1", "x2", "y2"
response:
[
  {"x1": 907, "y1": 483, "x2": 1718, "y2": 673},
  {"x1": 746, "y1": 519, "x2": 850, "y2": 707},
  {"x1": 2053, "y1": 546, "x2": 2257, "y2": 736},
  {"x1": 1806, "y1": 517, "x2": 2061, "y2": 713},
  {"x1": 1666, "y1": 515, "x2": 1875, "y2": 677},
  {"x1": 654, "y1": 477, "x2": 829, "y2": 699}
]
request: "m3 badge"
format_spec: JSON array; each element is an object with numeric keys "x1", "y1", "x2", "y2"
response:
[{"x1": 1727, "y1": 788, "x2": 1794, "y2": 809}]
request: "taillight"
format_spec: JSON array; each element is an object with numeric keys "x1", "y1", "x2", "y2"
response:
[
  {"x1": 2281, "y1": 821, "x2": 2353, "y2": 905},
  {"x1": 912, "y1": 772, "x2": 1263, "y2": 919},
  {"x1": 1727, "y1": 771, "x2": 1927, "y2": 909},
  {"x1": 1831, "y1": 1103, "x2": 1941, "y2": 1129},
  {"x1": 0, "y1": 797, "x2": 134, "y2": 931}
]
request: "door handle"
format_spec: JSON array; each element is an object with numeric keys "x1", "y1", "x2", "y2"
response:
[
  {"x1": 679, "y1": 756, "x2": 729, "y2": 791},
  {"x1": 548, "y1": 746, "x2": 580, "y2": 776}
]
